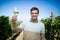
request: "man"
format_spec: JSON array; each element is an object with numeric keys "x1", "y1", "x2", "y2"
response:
[{"x1": 12, "y1": 7, "x2": 45, "y2": 40}]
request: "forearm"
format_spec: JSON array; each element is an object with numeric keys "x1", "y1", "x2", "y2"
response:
[
  {"x1": 12, "y1": 20, "x2": 22, "y2": 33},
  {"x1": 12, "y1": 26, "x2": 22, "y2": 33},
  {"x1": 12, "y1": 20, "x2": 17, "y2": 33},
  {"x1": 12, "y1": 15, "x2": 22, "y2": 33}
]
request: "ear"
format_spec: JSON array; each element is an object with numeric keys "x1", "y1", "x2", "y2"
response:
[{"x1": 38, "y1": 13, "x2": 39, "y2": 15}]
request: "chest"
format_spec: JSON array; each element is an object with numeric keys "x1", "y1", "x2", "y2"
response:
[{"x1": 24, "y1": 22, "x2": 43, "y2": 33}]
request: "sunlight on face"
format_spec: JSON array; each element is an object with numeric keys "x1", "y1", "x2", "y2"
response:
[{"x1": 31, "y1": 10, "x2": 39, "y2": 20}]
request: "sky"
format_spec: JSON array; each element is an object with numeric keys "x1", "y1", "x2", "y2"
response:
[{"x1": 0, "y1": 0, "x2": 60, "y2": 21}]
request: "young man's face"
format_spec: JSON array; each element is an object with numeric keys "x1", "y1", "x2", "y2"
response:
[{"x1": 31, "y1": 10, "x2": 39, "y2": 20}]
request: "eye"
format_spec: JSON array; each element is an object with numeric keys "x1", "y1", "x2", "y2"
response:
[
  {"x1": 35, "y1": 13, "x2": 37, "y2": 14},
  {"x1": 31, "y1": 13, "x2": 37, "y2": 14}
]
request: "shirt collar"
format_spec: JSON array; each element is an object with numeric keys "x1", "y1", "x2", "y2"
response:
[{"x1": 30, "y1": 18, "x2": 38, "y2": 23}]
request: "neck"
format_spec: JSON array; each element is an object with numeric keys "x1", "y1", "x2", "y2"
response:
[{"x1": 31, "y1": 18, "x2": 38, "y2": 23}]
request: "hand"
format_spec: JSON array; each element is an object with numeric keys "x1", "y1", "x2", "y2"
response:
[{"x1": 12, "y1": 14, "x2": 17, "y2": 21}]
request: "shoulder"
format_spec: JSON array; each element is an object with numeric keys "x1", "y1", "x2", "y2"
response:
[{"x1": 21, "y1": 20, "x2": 30, "y2": 24}]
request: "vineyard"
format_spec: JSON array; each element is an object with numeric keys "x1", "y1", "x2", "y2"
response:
[
  {"x1": 0, "y1": 15, "x2": 60, "y2": 40},
  {"x1": 0, "y1": 16, "x2": 12, "y2": 40},
  {"x1": 41, "y1": 16, "x2": 60, "y2": 40}
]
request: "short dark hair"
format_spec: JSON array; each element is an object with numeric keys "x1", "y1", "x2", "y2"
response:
[{"x1": 30, "y1": 7, "x2": 39, "y2": 14}]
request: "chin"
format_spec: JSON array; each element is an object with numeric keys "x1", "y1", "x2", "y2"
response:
[{"x1": 32, "y1": 18, "x2": 37, "y2": 20}]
